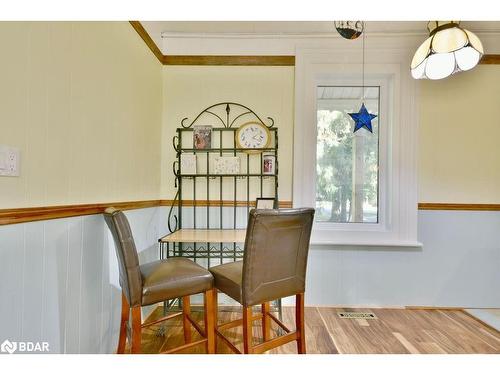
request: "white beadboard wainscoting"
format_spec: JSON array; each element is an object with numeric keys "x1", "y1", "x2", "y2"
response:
[
  {"x1": 1, "y1": 206, "x2": 500, "y2": 353},
  {"x1": 0, "y1": 206, "x2": 166, "y2": 354},
  {"x1": 305, "y1": 210, "x2": 500, "y2": 308},
  {"x1": 177, "y1": 206, "x2": 500, "y2": 308}
]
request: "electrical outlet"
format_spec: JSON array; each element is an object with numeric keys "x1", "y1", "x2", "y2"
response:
[{"x1": 0, "y1": 145, "x2": 20, "y2": 177}]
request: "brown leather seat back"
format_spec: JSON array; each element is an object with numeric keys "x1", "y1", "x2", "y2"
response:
[
  {"x1": 103, "y1": 207, "x2": 143, "y2": 307},
  {"x1": 242, "y1": 208, "x2": 315, "y2": 306}
]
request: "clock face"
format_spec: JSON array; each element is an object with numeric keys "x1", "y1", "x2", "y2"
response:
[{"x1": 236, "y1": 122, "x2": 270, "y2": 152}]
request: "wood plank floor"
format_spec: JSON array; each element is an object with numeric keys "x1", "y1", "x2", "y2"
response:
[{"x1": 135, "y1": 306, "x2": 500, "y2": 354}]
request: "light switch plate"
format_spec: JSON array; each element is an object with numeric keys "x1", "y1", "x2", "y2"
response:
[{"x1": 0, "y1": 145, "x2": 20, "y2": 177}]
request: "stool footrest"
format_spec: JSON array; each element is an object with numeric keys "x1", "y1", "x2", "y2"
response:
[
  {"x1": 216, "y1": 329, "x2": 242, "y2": 354},
  {"x1": 218, "y1": 313, "x2": 263, "y2": 331},
  {"x1": 268, "y1": 312, "x2": 291, "y2": 333},
  {"x1": 141, "y1": 311, "x2": 183, "y2": 328},
  {"x1": 161, "y1": 338, "x2": 208, "y2": 354},
  {"x1": 215, "y1": 306, "x2": 298, "y2": 354},
  {"x1": 252, "y1": 332, "x2": 298, "y2": 354},
  {"x1": 187, "y1": 314, "x2": 206, "y2": 337}
]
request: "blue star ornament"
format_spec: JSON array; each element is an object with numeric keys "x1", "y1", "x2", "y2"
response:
[{"x1": 348, "y1": 103, "x2": 377, "y2": 133}]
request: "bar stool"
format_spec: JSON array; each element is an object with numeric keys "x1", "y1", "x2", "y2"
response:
[
  {"x1": 209, "y1": 208, "x2": 315, "y2": 354},
  {"x1": 104, "y1": 207, "x2": 216, "y2": 354}
]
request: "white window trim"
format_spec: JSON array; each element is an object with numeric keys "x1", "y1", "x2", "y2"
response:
[
  {"x1": 294, "y1": 47, "x2": 420, "y2": 247},
  {"x1": 315, "y1": 77, "x2": 389, "y2": 233}
]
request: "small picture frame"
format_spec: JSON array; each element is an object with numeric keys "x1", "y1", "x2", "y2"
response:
[
  {"x1": 214, "y1": 156, "x2": 240, "y2": 175},
  {"x1": 256, "y1": 197, "x2": 276, "y2": 210},
  {"x1": 193, "y1": 125, "x2": 212, "y2": 149},
  {"x1": 263, "y1": 154, "x2": 276, "y2": 175},
  {"x1": 180, "y1": 153, "x2": 197, "y2": 175}
]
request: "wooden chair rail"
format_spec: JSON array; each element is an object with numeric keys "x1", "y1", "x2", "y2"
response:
[
  {"x1": 0, "y1": 200, "x2": 161, "y2": 225},
  {"x1": 0, "y1": 199, "x2": 294, "y2": 226},
  {"x1": 4, "y1": 200, "x2": 500, "y2": 226}
]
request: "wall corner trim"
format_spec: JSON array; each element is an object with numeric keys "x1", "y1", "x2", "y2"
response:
[{"x1": 129, "y1": 21, "x2": 164, "y2": 64}]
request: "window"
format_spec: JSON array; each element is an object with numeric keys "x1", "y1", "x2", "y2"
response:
[
  {"x1": 316, "y1": 86, "x2": 380, "y2": 223},
  {"x1": 293, "y1": 48, "x2": 419, "y2": 246}
]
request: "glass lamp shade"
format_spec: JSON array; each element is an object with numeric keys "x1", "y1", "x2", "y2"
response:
[{"x1": 411, "y1": 22, "x2": 483, "y2": 80}]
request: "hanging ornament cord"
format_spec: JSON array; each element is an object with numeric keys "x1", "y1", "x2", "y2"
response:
[
  {"x1": 362, "y1": 25, "x2": 365, "y2": 101},
  {"x1": 348, "y1": 22, "x2": 377, "y2": 134}
]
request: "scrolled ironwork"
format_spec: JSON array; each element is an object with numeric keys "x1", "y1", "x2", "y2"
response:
[
  {"x1": 179, "y1": 102, "x2": 274, "y2": 129},
  {"x1": 204, "y1": 110, "x2": 226, "y2": 127},
  {"x1": 166, "y1": 244, "x2": 245, "y2": 259},
  {"x1": 172, "y1": 160, "x2": 180, "y2": 179},
  {"x1": 167, "y1": 190, "x2": 179, "y2": 233},
  {"x1": 172, "y1": 135, "x2": 180, "y2": 153}
]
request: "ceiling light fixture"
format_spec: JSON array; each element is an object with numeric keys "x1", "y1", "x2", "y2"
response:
[
  {"x1": 334, "y1": 21, "x2": 364, "y2": 40},
  {"x1": 411, "y1": 21, "x2": 484, "y2": 80}
]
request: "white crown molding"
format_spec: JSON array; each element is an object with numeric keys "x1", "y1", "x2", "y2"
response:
[
  {"x1": 160, "y1": 31, "x2": 429, "y2": 39},
  {"x1": 157, "y1": 20, "x2": 500, "y2": 39},
  {"x1": 160, "y1": 28, "x2": 500, "y2": 40},
  {"x1": 158, "y1": 32, "x2": 500, "y2": 56}
]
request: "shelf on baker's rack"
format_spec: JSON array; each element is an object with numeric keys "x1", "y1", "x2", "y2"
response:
[
  {"x1": 177, "y1": 127, "x2": 278, "y2": 132},
  {"x1": 178, "y1": 148, "x2": 277, "y2": 153},
  {"x1": 159, "y1": 228, "x2": 247, "y2": 244},
  {"x1": 179, "y1": 173, "x2": 277, "y2": 178}
]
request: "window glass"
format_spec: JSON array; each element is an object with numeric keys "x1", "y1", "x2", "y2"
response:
[{"x1": 316, "y1": 86, "x2": 379, "y2": 223}]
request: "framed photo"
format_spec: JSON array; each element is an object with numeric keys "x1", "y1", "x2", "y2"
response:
[
  {"x1": 193, "y1": 125, "x2": 212, "y2": 149},
  {"x1": 263, "y1": 154, "x2": 276, "y2": 175},
  {"x1": 180, "y1": 153, "x2": 197, "y2": 175},
  {"x1": 256, "y1": 197, "x2": 276, "y2": 210},
  {"x1": 214, "y1": 156, "x2": 240, "y2": 175}
]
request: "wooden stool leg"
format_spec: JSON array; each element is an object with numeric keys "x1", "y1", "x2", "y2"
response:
[
  {"x1": 131, "y1": 306, "x2": 142, "y2": 354},
  {"x1": 182, "y1": 296, "x2": 192, "y2": 344},
  {"x1": 117, "y1": 293, "x2": 129, "y2": 354},
  {"x1": 295, "y1": 293, "x2": 306, "y2": 354},
  {"x1": 242, "y1": 306, "x2": 253, "y2": 354},
  {"x1": 261, "y1": 302, "x2": 271, "y2": 342},
  {"x1": 213, "y1": 289, "x2": 219, "y2": 352},
  {"x1": 204, "y1": 289, "x2": 216, "y2": 354}
]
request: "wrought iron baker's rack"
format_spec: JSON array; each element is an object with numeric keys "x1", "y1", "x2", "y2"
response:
[{"x1": 160, "y1": 102, "x2": 279, "y2": 266}]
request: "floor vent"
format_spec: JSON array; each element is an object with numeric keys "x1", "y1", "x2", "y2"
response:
[{"x1": 338, "y1": 312, "x2": 377, "y2": 319}]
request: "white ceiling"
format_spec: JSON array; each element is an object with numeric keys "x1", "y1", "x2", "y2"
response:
[{"x1": 140, "y1": 21, "x2": 500, "y2": 55}]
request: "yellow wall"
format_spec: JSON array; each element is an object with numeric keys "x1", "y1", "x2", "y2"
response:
[
  {"x1": 419, "y1": 65, "x2": 500, "y2": 203},
  {"x1": 1, "y1": 21, "x2": 498, "y2": 209},
  {"x1": 161, "y1": 64, "x2": 500, "y2": 205},
  {"x1": 0, "y1": 22, "x2": 162, "y2": 209},
  {"x1": 161, "y1": 66, "x2": 295, "y2": 201}
]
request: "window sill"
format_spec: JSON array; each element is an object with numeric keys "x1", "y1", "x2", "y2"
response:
[{"x1": 310, "y1": 239, "x2": 423, "y2": 248}]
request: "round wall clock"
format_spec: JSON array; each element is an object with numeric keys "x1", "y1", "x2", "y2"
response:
[{"x1": 235, "y1": 121, "x2": 271, "y2": 153}]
